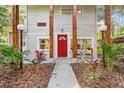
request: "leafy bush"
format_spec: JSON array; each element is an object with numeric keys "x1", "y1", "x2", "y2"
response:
[
  {"x1": 0, "y1": 46, "x2": 22, "y2": 70},
  {"x1": 31, "y1": 50, "x2": 46, "y2": 72},
  {"x1": 97, "y1": 46, "x2": 102, "y2": 58},
  {"x1": 32, "y1": 50, "x2": 46, "y2": 65},
  {"x1": 0, "y1": 46, "x2": 31, "y2": 70},
  {"x1": 117, "y1": 44, "x2": 124, "y2": 62}
]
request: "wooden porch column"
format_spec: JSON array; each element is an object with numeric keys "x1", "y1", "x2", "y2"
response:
[
  {"x1": 49, "y1": 5, "x2": 54, "y2": 58},
  {"x1": 12, "y1": 5, "x2": 19, "y2": 47},
  {"x1": 104, "y1": 5, "x2": 111, "y2": 43},
  {"x1": 72, "y1": 5, "x2": 77, "y2": 58}
]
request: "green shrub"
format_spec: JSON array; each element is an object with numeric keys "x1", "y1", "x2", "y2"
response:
[
  {"x1": 97, "y1": 46, "x2": 102, "y2": 58},
  {"x1": 0, "y1": 46, "x2": 22, "y2": 70},
  {"x1": 0, "y1": 46, "x2": 31, "y2": 70},
  {"x1": 103, "y1": 43, "x2": 122, "y2": 71}
]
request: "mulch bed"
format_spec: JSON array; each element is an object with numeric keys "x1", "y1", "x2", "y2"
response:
[
  {"x1": 0, "y1": 63, "x2": 55, "y2": 88},
  {"x1": 71, "y1": 62, "x2": 123, "y2": 88}
]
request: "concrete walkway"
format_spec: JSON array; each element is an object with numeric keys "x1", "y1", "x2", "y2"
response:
[{"x1": 48, "y1": 62, "x2": 79, "y2": 88}]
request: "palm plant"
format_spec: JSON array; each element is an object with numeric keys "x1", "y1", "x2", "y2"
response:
[
  {"x1": 0, "y1": 46, "x2": 22, "y2": 70},
  {"x1": 103, "y1": 43, "x2": 122, "y2": 71},
  {"x1": 0, "y1": 46, "x2": 31, "y2": 70}
]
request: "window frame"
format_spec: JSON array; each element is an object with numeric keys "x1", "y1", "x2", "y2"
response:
[
  {"x1": 60, "y1": 6, "x2": 72, "y2": 16},
  {"x1": 61, "y1": 9, "x2": 72, "y2": 15},
  {"x1": 37, "y1": 37, "x2": 50, "y2": 51},
  {"x1": 77, "y1": 37, "x2": 94, "y2": 50},
  {"x1": 71, "y1": 37, "x2": 94, "y2": 50}
]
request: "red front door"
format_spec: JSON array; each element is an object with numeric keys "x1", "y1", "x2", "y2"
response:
[{"x1": 58, "y1": 35, "x2": 67, "y2": 57}]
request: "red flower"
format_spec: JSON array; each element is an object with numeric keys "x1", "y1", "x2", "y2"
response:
[{"x1": 35, "y1": 50, "x2": 45, "y2": 60}]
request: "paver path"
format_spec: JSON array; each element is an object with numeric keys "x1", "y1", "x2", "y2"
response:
[{"x1": 48, "y1": 63, "x2": 79, "y2": 88}]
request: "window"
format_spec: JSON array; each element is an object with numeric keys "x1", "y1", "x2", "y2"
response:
[
  {"x1": 61, "y1": 6, "x2": 72, "y2": 15},
  {"x1": 71, "y1": 39, "x2": 92, "y2": 50},
  {"x1": 77, "y1": 39, "x2": 92, "y2": 50},
  {"x1": 61, "y1": 9, "x2": 72, "y2": 15},
  {"x1": 39, "y1": 39, "x2": 49, "y2": 49},
  {"x1": 77, "y1": 5, "x2": 85, "y2": 16},
  {"x1": 77, "y1": 9, "x2": 82, "y2": 15}
]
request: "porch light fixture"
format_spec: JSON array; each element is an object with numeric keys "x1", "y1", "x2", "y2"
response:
[
  {"x1": 17, "y1": 24, "x2": 25, "y2": 31},
  {"x1": 98, "y1": 24, "x2": 107, "y2": 32},
  {"x1": 97, "y1": 21, "x2": 107, "y2": 68},
  {"x1": 17, "y1": 24, "x2": 25, "y2": 69},
  {"x1": 61, "y1": 28, "x2": 64, "y2": 33}
]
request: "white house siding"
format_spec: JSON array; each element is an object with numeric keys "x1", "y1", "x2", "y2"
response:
[
  {"x1": 27, "y1": 5, "x2": 50, "y2": 60},
  {"x1": 54, "y1": 15, "x2": 72, "y2": 58},
  {"x1": 27, "y1": 5, "x2": 97, "y2": 60},
  {"x1": 27, "y1": 5, "x2": 49, "y2": 33},
  {"x1": 77, "y1": 5, "x2": 97, "y2": 58}
]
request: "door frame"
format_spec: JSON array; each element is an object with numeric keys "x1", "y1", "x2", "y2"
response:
[
  {"x1": 58, "y1": 34, "x2": 67, "y2": 57},
  {"x1": 54, "y1": 33, "x2": 71, "y2": 58}
]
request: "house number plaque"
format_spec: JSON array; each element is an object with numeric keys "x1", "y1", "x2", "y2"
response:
[{"x1": 37, "y1": 22, "x2": 46, "y2": 26}]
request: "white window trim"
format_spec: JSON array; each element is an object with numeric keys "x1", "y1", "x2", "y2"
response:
[
  {"x1": 77, "y1": 37, "x2": 94, "y2": 49},
  {"x1": 70, "y1": 37, "x2": 94, "y2": 51},
  {"x1": 37, "y1": 37, "x2": 50, "y2": 51}
]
